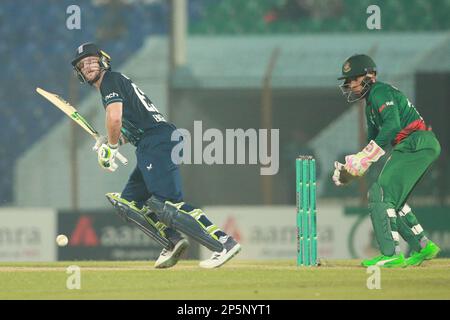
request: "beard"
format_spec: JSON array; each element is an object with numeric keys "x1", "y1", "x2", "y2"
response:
[
  {"x1": 82, "y1": 69, "x2": 101, "y2": 84},
  {"x1": 86, "y1": 70, "x2": 100, "y2": 80}
]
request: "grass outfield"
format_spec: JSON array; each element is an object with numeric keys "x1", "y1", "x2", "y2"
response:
[{"x1": 0, "y1": 259, "x2": 449, "y2": 300}]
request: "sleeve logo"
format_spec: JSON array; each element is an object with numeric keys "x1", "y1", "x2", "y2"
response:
[
  {"x1": 379, "y1": 101, "x2": 394, "y2": 113},
  {"x1": 105, "y1": 92, "x2": 119, "y2": 100}
]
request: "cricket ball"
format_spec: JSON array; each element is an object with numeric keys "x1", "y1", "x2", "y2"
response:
[{"x1": 56, "y1": 234, "x2": 69, "y2": 247}]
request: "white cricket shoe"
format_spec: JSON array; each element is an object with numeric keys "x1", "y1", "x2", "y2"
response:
[
  {"x1": 154, "y1": 238, "x2": 189, "y2": 269},
  {"x1": 199, "y1": 236, "x2": 241, "y2": 269}
]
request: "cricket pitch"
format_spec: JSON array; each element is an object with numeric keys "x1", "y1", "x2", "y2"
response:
[{"x1": 0, "y1": 259, "x2": 449, "y2": 299}]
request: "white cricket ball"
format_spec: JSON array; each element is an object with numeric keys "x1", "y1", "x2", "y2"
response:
[{"x1": 56, "y1": 234, "x2": 69, "y2": 247}]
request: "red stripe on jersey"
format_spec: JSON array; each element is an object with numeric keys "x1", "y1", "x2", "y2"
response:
[
  {"x1": 393, "y1": 119, "x2": 428, "y2": 145},
  {"x1": 378, "y1": 104, "x2": 386, "y2": 113}
]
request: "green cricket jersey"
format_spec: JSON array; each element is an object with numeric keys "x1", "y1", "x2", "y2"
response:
[{"x1": 365, "y1": 82, "x2": 428, "y2": 148}]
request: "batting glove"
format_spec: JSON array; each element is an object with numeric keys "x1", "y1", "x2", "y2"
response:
[
  {"x1": 93, "y1": 134, "x2": 126, "y2": 152},
  {"x1": 97, "y1": 143, "x2": 119, "y2": 172},
  {"x1": 93, "y1": 135, "x2": 108, "y2": 152},
  {"x1": 344, "y1": 140, "x2": 385, "y2": 177}
]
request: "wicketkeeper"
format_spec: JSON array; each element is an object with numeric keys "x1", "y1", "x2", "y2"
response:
[
  {"x1": 333, "y1": 54, "x2": 441, "y2": 268},
  {"x1": 71, "y1": 42, "x2": 241, "y2": 268}
]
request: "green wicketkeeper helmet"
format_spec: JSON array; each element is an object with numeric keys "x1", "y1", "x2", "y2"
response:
[
  {"x1": 338, "y1": 54, "x2": 377, "y2": 102},
  {"x1": 338, "y1": 54, "x2": 377, "y2": 80}
]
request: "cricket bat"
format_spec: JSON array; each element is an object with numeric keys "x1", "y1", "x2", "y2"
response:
[{"x1": 36, "y1": 87, "x2": 128, "y2": 166}]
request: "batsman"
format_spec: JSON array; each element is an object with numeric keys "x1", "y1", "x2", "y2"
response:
[
  {"x1": 333, "y1": 54, "x2": 441, "y2": 268},
  {"x1": 71, "y1": 42, "x2": 241, "y2": 268}
]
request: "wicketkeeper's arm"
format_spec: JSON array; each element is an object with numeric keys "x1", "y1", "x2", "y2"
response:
[
  {"x1": 367, "y1": 117, "x2": 378, "y2": 143},
  {"x1": 371, "y1": 92, "x2": 401, "y2": 148}
]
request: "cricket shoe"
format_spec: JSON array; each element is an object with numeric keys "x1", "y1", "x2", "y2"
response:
[
  {"x1": 199, "y1": 236, "x2": 241, "y2": 269},
  {"x1": 405, "y1": 241, "x2": 441, "y2": 267},
  {"x1": 361, "y1": 253, "x2": 406, "y2": 268},
  {"x1": 155, "y1": 238, "x2": 190, "y2": 269}
]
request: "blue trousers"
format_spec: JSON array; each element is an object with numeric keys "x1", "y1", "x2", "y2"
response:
[{"x1": 121, "y1": 124, "x2": 183, "y2": 207}]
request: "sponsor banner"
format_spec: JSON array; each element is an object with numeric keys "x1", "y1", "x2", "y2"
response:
[
  {"x1": 201, "y1": 205, "x2": 360, "y2": 260},
  {"x1": 58, "y1": 210, "x2": 199, "y2": 260},
  {"x1": 0, "y1": 208, "x2": 56, "y2": 261},
  {"x1": 200, "y1": 205, "x2": 420, "y2": 260}
]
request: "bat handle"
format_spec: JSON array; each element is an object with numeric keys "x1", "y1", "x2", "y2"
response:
[
  {"x1": 116, "y1": 152, "x2": 128, "y2": 165},
  {"x1": 92, "y1": 134, "x2": 128, "y2": 165}
]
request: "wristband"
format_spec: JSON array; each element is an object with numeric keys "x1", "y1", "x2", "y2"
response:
[{"x1": 108, "y1": 142, "x2": 119, "y2": 149}]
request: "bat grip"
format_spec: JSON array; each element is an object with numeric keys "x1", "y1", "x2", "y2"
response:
[{"x1": 116, "y1": 152, "x2": 128, "y2": 165}]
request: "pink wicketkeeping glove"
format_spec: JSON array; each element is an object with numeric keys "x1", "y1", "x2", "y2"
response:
[
  {"x1": 332, "y1": 161, "x2": 357, "y2": 186},
  {"x1": 344, "y1": 140, "x2": 385, "y2": 177}
]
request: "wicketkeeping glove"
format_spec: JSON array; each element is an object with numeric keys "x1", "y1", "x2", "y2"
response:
[
  {"x1": 332, "y1": 161, "x2": 357, "y2": 186},
  {"x1": 97, "y1": 143, "x2": 119, "y2": 172},
  {"x1": 344, "y1": 140, "x2": 385, "y2": 177}
]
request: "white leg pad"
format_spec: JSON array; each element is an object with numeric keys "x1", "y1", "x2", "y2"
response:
[{"x1": 411, "y1": 224, "x2": 424, "y2": 235}]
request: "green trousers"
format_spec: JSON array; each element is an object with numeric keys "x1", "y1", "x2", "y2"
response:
[{"x1": 368, "y1": 131, "x2": 441, "y2": 256}]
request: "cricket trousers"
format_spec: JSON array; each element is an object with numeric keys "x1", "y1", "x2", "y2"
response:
[
  {"x1": 368, "y1": 130, "x2": 441, "y2": 256},
  {"x1": 121, "y1": 124, "x2": 183, "y2": 206},
  {"x1": 119, "y1": 124, "x2": 227, "y2": 250}
]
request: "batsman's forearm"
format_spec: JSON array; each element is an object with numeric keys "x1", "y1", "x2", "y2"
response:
[
  {"x1": 105, "y1": 102, "x2": 123, "y2": 146},
  {"x1": 106, "y1": 117, "x2": 122, "y2": 146}
]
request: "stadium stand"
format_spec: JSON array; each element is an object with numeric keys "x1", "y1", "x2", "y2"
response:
[
  {"x1": 2, "y1": 0, "x2": 449, "y2": 204},
  {"x1": 190, "y1": 0, "x2": 450, "y2": 34},
  {"x1": 0, "y1": 0, "x2": 171, "y2": 204}
]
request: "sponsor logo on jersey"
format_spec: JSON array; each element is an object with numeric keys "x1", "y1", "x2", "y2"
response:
[
  {"x1": 379, "y1": 101, "x2": 394, "y2": 113},
  {"x1": 105, "y1": 92, "x2": 119, "y2": 100}
]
